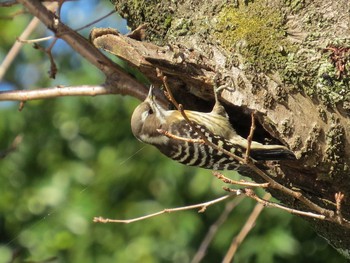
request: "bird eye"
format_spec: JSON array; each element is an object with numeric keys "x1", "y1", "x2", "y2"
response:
[{"x1": 148, "y1": 108, "x2": 153, "y2": 115}]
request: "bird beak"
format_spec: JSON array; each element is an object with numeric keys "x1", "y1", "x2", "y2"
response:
[{"x1": 147, "y1": 85, "x2": 155, "y2": 101}]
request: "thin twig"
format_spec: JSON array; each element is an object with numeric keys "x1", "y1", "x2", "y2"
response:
[
  {"x1": 244, "y1": 112, "x2": 256, "y2": 163},
  {"x1": 157, "y1": 129, "x2": 205, "y2": 144},
  {"x1": 222, "y1": 194, "x2": 268, "y2": 263},
  {"x1": 33, "y1": 37, "x2": 58, "y2": 78},
  {"x1": 213, "y1": 171, "x2": 270, "y2": 188},
  {"x1": 17, "y1": 36, "x2": 54, "y2": 43},
  {"x1": 157, "y1": 69, "x2": 180, "y2": 109},
  {"x1": 191, "y1": 196, "x2": 245, "y2": 263},
  {"x1": 74, "y1": 10, "x2": 117, "y2": 32},
  {"x1": 245, "y1": 163, "x2": 338, "y2": 220},
  {"x1": 224, "y1": 187, "x2": 326, "y2": 220},
  {"x1": 0, "y1": 85, "x2": 121, "y2": 101},
  {"x1": 93, "y1": 194, "x2": 235, "y2": 224}
]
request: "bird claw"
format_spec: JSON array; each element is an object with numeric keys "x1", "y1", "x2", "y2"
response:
[{"x1": 213, "y1": 71, "x2": 236, "y2": 97}]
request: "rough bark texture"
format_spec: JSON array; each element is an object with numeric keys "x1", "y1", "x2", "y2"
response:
[{"x1": 106, "y1": 0, "x2": 350, "y2": 257}]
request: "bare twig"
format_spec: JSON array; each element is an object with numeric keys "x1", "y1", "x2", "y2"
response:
[
  {"x1": 157, "y1": 128, "x2": 205, "y2": 144},
  {"x1": 0, "y1": 85, "x2": 122, "y2": 101},
  {"x1": 244, "y1": 112, "x2": 256, "y2": 163},
  {"x1": 17, "y1": 36, "x2": 54, "y2": 43},
  {"x1": 157, "y1": 70, "x2": 181, "y2": 109},
  {"x1": 245, "y1": 164, "x2": 339, "y2": 221},
  {"x1": 213, "y1": 171, "x2": 270, "y2": 188},
  {"x1": 222, "y1": 194, "x2": 268, "y2": 263},
  {"x1": 33, "y1": 38, "x2": 58, "y2": 78},
  {"x1": 224, "y1": 187, "x2": 326, "y2": 220},
  {"x1": 93, "y1": 194, "x2": 234, "y2": 224},
  {"x1": 191, "y1": 196, "x2": 245, "y2": 263},
  {"x1": 74, "y1": 10, "x2": 117, "y2": 32}
]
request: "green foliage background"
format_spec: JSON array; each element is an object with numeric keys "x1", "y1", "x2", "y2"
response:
[{"x1": 0, "y1": 1, "x2": 346, "y2": 263}]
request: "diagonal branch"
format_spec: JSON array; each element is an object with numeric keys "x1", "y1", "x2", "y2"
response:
[
  {"x1": 222, "y1": 194, "x2": 268, "y2": 263},
  {"x1": 191, "y1": 196, "x2": 245, "y2": 263},
  {"x1": 0, "y1": 5, "x2": 43, "y2": 80}
]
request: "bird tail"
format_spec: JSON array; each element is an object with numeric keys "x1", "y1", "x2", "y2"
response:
[{"x1": 250, "y1": 147, "x2": 296, "y2": 160}]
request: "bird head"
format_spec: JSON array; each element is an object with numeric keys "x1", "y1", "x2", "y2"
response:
[{"x1": 131, "y1": 86, "x2": 170, "y2": 145}]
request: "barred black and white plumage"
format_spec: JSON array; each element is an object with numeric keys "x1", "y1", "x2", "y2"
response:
[{"x1": 131, "y1": 86, "x2": 296, "y2": 170}]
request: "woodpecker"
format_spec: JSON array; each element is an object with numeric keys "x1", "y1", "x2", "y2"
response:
[{"x1": 131, "y1": 86, "x2": 295, "y2": 170}]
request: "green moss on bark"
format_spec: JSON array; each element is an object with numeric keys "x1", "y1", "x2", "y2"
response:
[
  {"x1": 215, "y1": 2, "x2": 293, "y2": 72},
  {"x1": 110, "y1": 0, "x2": 173, "y2": 43}
]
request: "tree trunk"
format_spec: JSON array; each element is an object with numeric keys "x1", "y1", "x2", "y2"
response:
[{"x1": 104, "y1": 0, "x2": 350, "y2": 256}]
